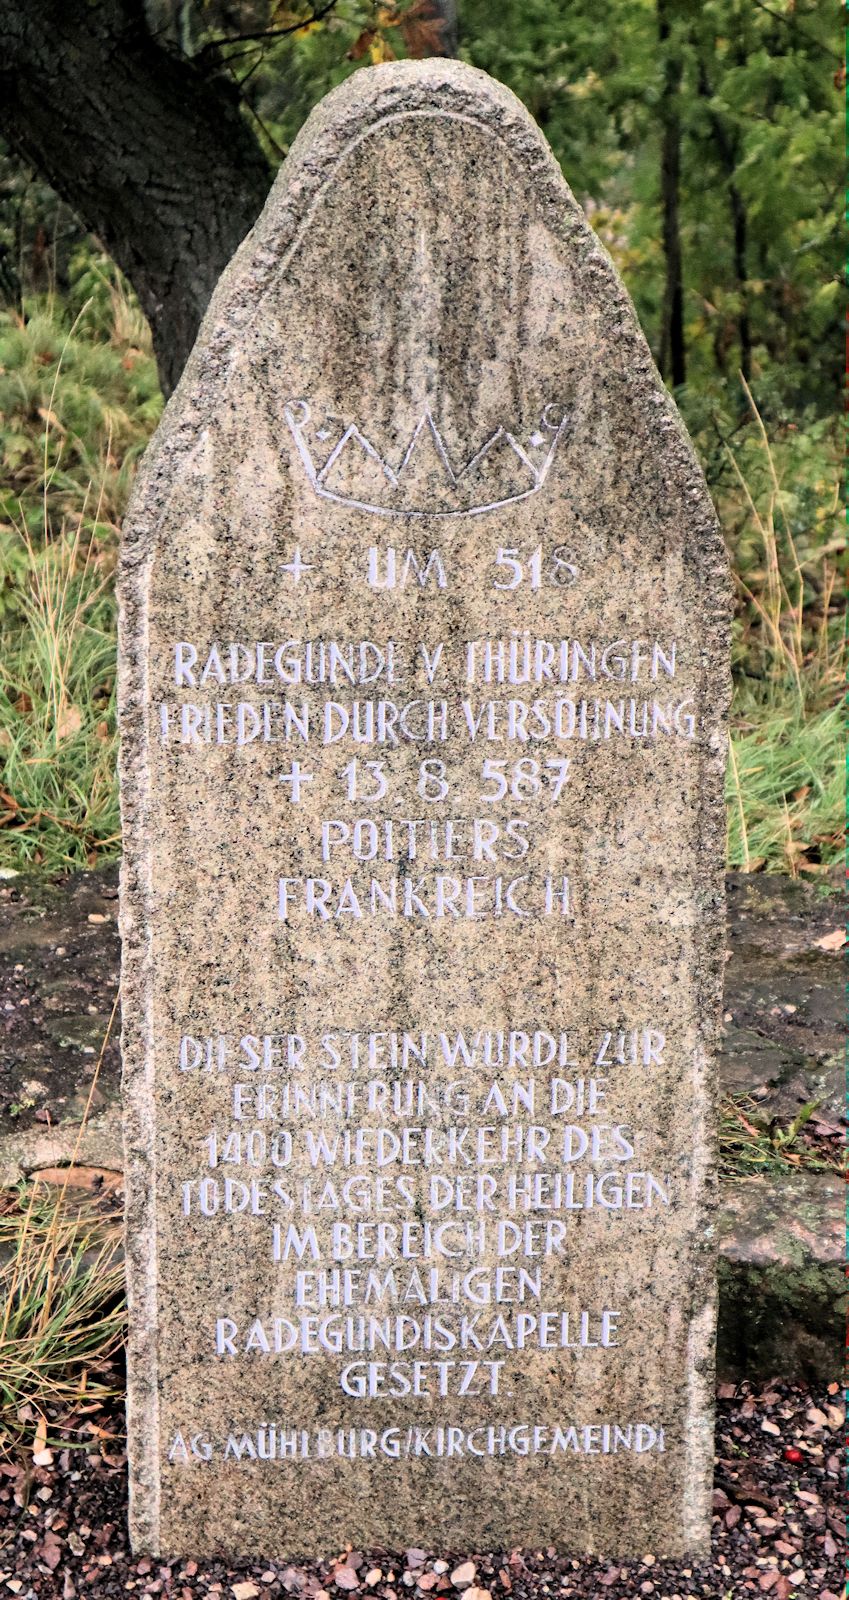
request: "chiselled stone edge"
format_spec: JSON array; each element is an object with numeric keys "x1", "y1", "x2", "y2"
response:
[
  {"x1": 117, "y1": 527, "x2": 160, "y2": 1549},
  {"x1": 117, "y1": 59, "x2": 732, "y2": 1556}
]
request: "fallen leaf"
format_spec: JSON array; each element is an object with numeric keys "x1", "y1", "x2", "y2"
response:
[
  {"x1": 32, "y1": 1166, "x2": 123, "y2": 1193},
  {"x1": 761, "y1": 1418, "x2": 781, "y2": 1436},
  {"x1": 717, "y1": 1472, "x2": 775, "y2": 1509},
  {"x1": 55, "y1": 704, "x2": 83, "y2": 742},
  {"x1": 813, "y1": 927, "x2": 845, "y2": 952}
]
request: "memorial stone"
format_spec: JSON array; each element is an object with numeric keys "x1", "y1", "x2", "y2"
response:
[{"x1": 118, "y1": 60, "x2": 730, "y2": 1559}]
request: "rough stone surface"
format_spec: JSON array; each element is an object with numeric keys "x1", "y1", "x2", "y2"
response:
[
  {"x1": 117, "y1": 61, "x2": 731, "y2": 1557},
  {"x1": 3, "y1": 868, "x2": 842, "y2": 1173},
  {"x1": 3, "y1": 866, "x2": 842, "y2": 1385}
]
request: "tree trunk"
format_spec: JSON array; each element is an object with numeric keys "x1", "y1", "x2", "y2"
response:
[
  {"x1": 697, "y1": 60, "x2": 752, "y2": 382},
  {"x1": 0, "y1": 0, "x2": 273, "y2": 394},
  {"x1": 657, "y1": 0, "x2": 686, "y2": 387},
  {"x1": 431, "y1": 0, "x2": 459, "y2": 56}
]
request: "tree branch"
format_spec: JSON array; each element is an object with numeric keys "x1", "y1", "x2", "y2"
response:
[
  {"x1": 748, "y1": 0, "x2": 841, "y2": 64},
  {"x1": 194, "y1": 0, "x2": 340, "y2": 63}
]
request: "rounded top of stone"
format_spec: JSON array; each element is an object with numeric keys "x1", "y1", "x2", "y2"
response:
[
  {"x1": 155, "y1": 57, "x2": 597, "y2": 425},
  {"x1": 124, "y1": 54, "x2": 728, "y2": 632},
  {"x1": 286, "y1": 57, "x2": 564, "y2": 202},
  {"x1": 288, "y1": 56, "x2": 544, "y2": 144}
]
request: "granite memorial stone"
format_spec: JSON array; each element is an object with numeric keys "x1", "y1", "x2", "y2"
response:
[{"x1": 118, "y1": 59, "x2": 730, "y2": 1559}]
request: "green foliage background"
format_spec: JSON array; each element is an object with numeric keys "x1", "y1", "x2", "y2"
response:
[{"x1": 0, "y1": 0, "x2": 843, "y2": 875}]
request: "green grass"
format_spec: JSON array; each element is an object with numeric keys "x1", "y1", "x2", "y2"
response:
[
  {"x1": 0, "y1": 269, "x2": 842, "y2": 876},
  {"x1": 722, "y1": 396, "x2": 844, "y2": 879},
  {"x1": 727, "y1": 696, "x2": 843, "y2": 875},
  {"x1": 0, "y1": 1179, "x2": 125, "y2": 1459},
  {"x1": 0, "y1": 257, "x2": 160, "y2": 871},
  {"x1": 0, "y1": 515, "x2": 122, "y2": 870},
  {"x1": 0, "y1": 254, "x2": 161, "y2": 549},
  {"x1": 719, "y1": 1092, "x2": 844, "y2": 1179}
]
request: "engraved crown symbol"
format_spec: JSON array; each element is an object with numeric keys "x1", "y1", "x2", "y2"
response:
[{"x1": 284, "y1": 399, "x2": 569, "y2": 519}]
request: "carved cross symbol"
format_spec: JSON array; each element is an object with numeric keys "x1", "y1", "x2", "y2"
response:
[
  {"x1": 278, "y1": 762, "x2": 314, "y2": 803},
  {"x1": 280, "y1": 547, "x2": 314, "y2": 583}
]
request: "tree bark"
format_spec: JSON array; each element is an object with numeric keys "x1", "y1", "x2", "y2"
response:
[
  {"x1": 657, "y1": 0, "x2": 686, "y2": 387},
  {"x1": 0, "y1": 0, "x2": 273, "y2": 394}
]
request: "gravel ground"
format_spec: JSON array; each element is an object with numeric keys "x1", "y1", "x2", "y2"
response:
[{"x1": 0, "y1": 1382, "x2": 843, "y2": 1600}]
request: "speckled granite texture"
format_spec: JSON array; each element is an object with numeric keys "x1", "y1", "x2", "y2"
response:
[{"x1": 118, "y1": 61, "x2": 731, "y2": 1560}]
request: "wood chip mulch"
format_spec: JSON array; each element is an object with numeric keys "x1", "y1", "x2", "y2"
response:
[{"x1": 0, "y1": 1381, "x2": 843, "y2": 1600}]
